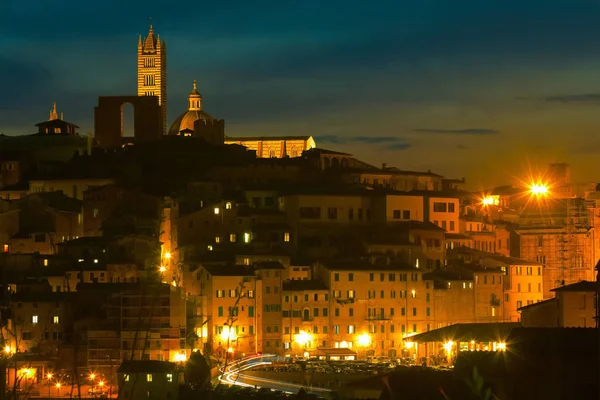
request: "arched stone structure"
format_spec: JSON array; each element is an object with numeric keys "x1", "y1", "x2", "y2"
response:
[{"x1": 94, "y1": 96, "x2": 163, "y2": 148}]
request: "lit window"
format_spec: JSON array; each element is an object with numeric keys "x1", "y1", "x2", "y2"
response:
[
  {"x1": 2, "y1": 244, "x2": 8, "y2": 253},
  {"x1": 166, "y1": 373, "x2": 173, "y2": 383},
  {"x1": 491, "y1": 307, "x2": 496, "y2": 317},
  {"x1": 32, "y1": 316, "x2": 38, "y2": 324},
  {"x1": 283, "y1": 232, "x2": 290, "y2": 242},
  {"x1": 207, "y1": 245, "x2": 213, "y2": 251},
  {"x1": 243, "y1": 258, "x2": 250, "y2": 265},
  {"x1": 78, "y1": 259, "x2": 84, "y2": 263},
  {"x1": 124, "y1": 374, "x2": 130, "y2": 382},
  {"x1": 215, "y1": 237, "x2": 220, "y2": 243},
  {"x1": 53, "y1": 316, "x2": 59, "y2": 324},
  {"x1": 214, "y1": 207, "x2": 220, "y2": 215},
  {"x1": 146, "y1": 374, "x2": 152, "y2": 382},
  {"x1": 225, "y1": 202, "x2": 232, "y2": 210},
  {"x1": 230, "y1": 234, "x2": 236, "y2": 243},
  {"x1": 93, "y1": 259, "x2": 98, "y2": 264},
  {"x1": 43, "y1": 259, "x2": 48, "y2": 267},
  {"x1": 243, "y1": 232, "x2": 251, "y2": 243}
]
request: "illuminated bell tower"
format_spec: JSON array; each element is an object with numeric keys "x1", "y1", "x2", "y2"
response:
[{"x1": 138, "y1": 24, "x2": 167, "y2": 135}]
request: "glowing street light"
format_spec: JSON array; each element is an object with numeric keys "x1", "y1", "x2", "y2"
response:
[
  {"x1": 159, "y1": 266, "x2": 166, "y2": 273},
  {"x1": 357, "y1": 333, "x2": 372, "y2": 347},
  {"x1": 530, "y1": 184, "x2": 549, "y2": 196},
  {"x1": 90, "y1": 373, "x2": 96, "y2": 381},
  {"x1": 443, "y1": 340, "x2": 454, "y2": 354},
  {"x1": 4, "y1": 345, "x2": 11, "y2": 354},
  {"x1": 294, "y1": 331, "x2": 312, "y2": 347},
  {"x1": 220, "y1": 326, "x2": 237, "y2": 342},
  {"x1": 496, "y1": 342, "x2": 506, "y2": 351},
  {"x1": 164, "y1": 252, "x2": 171, "y2": 260}
]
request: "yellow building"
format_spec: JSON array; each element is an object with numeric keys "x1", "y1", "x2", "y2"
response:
[
  {"x1": 197, "y1": 263, "x2": 284, "y2": 357},
  {"x1": 478, "y1": 255, "x2": 544, "y2": 322},
  {"x1": 282, "y1": 280, "x2": 330, "y2": 355},
  {"x1": 520, "y1": 281, "x2": 596, "y2": 328},
  {"x1": 427, "y1": 195, "x2": 460, "y2": 234},
  {"x1": 138, "y1": 24, "x2": 167, "y2": 135},
  {"x1": 314, "y1": 260, "x2": 434, "y2": 359},
  {"x1": 225, "y1": 136, "x2": 316, "y2": 158}
]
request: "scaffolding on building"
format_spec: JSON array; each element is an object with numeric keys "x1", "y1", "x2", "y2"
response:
[{"x1": 516, "y1": 198, "x2": 593, "y2": 296}]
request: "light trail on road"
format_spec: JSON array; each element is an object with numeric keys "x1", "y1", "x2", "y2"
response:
[{"x1": 218, "y1": 354, "x2": 332, "y2": 396}]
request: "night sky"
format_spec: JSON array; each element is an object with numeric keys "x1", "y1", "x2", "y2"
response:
[{"x1": 3, "y1": 0, "x2": 600, "y2": 188}]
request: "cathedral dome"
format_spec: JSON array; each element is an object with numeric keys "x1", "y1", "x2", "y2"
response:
[{"x1": 168, "y1": 80, "x2": 214, "y2": 136}]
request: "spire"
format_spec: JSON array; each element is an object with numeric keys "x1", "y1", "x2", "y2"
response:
[
  {"x1": 49, "y1": 102, "x2": 58, "y2": 120},
  {"x1": 188, "y1": 80, "x2": 202, "y2": 111},
  {"x1": 143, "y1": 23, "x2": 156, "y2": 51},
  {"x1": 138, "y1": 34, "x2": 142, "y2": 48}
]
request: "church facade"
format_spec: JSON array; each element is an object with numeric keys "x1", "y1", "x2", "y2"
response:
[{"x1": 224, "y1": 136, "x2": 316, "y2": 158}]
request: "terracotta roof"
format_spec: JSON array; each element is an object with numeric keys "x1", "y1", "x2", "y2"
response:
[
  {"x1": 407, "y1": 322, "x2": 520, "y2": 343},
  {"x1": 551, "y1": 280, "x2": 597, "y2": 293}
]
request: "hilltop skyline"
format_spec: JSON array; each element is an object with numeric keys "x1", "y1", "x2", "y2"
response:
[{"x1": 3, "y1": 0, "x2": 600, "y2": 188}]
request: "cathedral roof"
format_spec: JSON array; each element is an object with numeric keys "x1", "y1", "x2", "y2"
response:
[
  {"x1": 168, "y1": 110, "x2": 214, "y2": 136},
  {"x1": 168, "y1": 80, "x2": 214, "y2": 135}
]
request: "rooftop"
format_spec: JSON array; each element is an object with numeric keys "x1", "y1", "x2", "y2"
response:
[
  {"x1": 282, "y1": 279, "x2": 328, "y2": 291},
  {"x1": 319, "y1": 259, "x2": 418, "y2": 272},
  {"x1": 551, "y1": 280, "x2": 597, "y2": 293},
  {"x1": 407, "y1": 322, "x2": 520, "y2": 343}
]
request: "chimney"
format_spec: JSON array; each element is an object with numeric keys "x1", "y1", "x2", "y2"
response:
[
  {"x1": 382, "y1": 163, "x2": 387, "y2": 170},
  {"x1": 60, "y1": 112, "x2": 64, "y2": 120}
]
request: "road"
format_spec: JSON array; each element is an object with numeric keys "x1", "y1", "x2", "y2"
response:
[{"x1": 218, "y1": 354, "x2": 332, "y2": 397}]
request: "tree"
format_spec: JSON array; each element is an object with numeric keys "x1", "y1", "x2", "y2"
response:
[{"x1": 184, "y1": 351, "x2": 211, "y2": 390}]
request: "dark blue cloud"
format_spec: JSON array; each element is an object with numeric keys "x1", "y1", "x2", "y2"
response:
[
  {"x1": 316, "y1": 135, "x2": 412, "y2": 150},
  {"x1": 414, "y1": 128, "x2": 499, "y2": 135},
  {"x1": 545, "y1": 94, "x2": 600, "y2": 104}
]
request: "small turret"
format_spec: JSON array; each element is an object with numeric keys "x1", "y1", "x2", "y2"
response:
[{"x1": 188, "y1": 80, "x2": 202, "y2": 111}]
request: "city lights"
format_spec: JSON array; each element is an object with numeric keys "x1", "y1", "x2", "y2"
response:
[
  {"x1": 173, "y1": 352, "x2": 187, "y2": 362},
  {"x1": 90, "y1": 373, "x2": 96, "y2": 380},
  {"x1": 497, "y1": 342, "x2": 507, "y2": 351},
  {"x1": 164, "y1": 252, "x2": 171, "y2": 260},
  {"x1": 405, "y1": 341, "x2": 414, "y2": 349},
  {"x1": 529, "y1": 183, "x2": 549, "y2": 196},
  {"x1": 220, "y1": 326, "x2": 236, "y2": 342},
  {"x1": 294, "y1": 331, "x2": 312, "y2": 346},
  {"x1": 443, "y1": 340, "x2": 454, "y2": 353},
  {"x1": 4, "y1": 345, "x2": 11, "y2": 354},
  {"x1": 159, "y1": 266, "x2": 166, "y2": 273},
  {"x1": 47, "y1": 373, "x2": 53, "y2": 380},
  {"x1": 357, "y1": 333, "x2": 372, "y2": 347}
]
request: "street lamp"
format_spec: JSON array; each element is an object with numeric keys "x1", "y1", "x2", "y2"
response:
[
  {"x1": 90, "y1": 373, "x2": 96, "y2": 397},
  {"x1": 46, "y1": 373, "x2": 53, "y2": 398},
  {"x1": 529, "y1": 183, "x2": 549, "y2": 197},
  {"x1": 55, "y1": 382, "x2": 61, "y2": 397},
  {"x1": 294, "y1": 331, "x2": 312, "y2": 357},
  {"x1": 357, "y1": 333, "x2": 372, "y2": 360},
  {"x1": 164, "y1": 252, "x2": 171, "y2": 260}
]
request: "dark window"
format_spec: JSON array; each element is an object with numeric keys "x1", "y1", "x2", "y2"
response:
[
  {"x1": 402, "y1": 210, "x2": 411, "y2": 219},
  {"x1": 328, "y1": 207, "x2": 338, "y2": 219},
  {"x1": 433, "y1": 202, "x2": 447, "y2": 212},
  {"x1": 299, "y1": 207, "x2": 321, "y2": 219}
]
